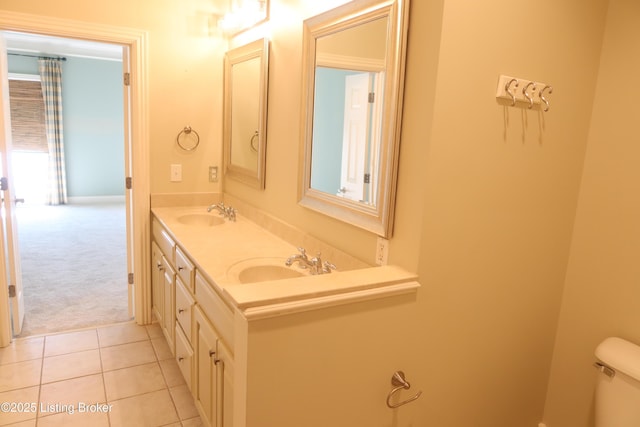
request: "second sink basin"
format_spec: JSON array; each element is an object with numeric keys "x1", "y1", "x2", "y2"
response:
[
  {"x1": 226, "y1": 257, "x2": 308, "y2": 284},
  {"x1": 177, "y1": 213, "x2": 225, "y2": 227},
  {"x1": 237, "y1": 265, "x2": 305, "y2": 283}
]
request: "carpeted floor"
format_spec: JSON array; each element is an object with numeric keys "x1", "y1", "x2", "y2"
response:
[{"x1": 15, "y1": 203, "x2": 131, "y2": 337}]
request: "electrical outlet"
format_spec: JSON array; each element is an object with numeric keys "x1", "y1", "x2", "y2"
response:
[
  {"x1": 375, "y1": 237, "x2": 389, "y2": 266},
  {"x1": 209, "y1": 166, "x2": 218, "y2": 182},
  {"x1": 170, "y1": 164, "x2": 182, "y2": 182}
]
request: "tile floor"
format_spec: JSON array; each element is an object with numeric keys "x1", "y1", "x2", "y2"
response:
[{"x1": 0, "y1": 322, "x2": 203, "y2": 427}]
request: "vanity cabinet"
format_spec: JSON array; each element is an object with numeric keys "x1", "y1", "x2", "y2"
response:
[
  {"x1": 151, "y1": 209, "x2": 420, "y2": 427},
  {"x1": 152, "y1": 217, "x2": 234, "y2": 427},
  {"x1": 194, "y1": 305, "x2": 234, "y2": 427}
]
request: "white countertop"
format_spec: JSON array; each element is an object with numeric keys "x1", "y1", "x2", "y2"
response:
[{"x1": 152, "y1": 206, "x2": 419, "y2": 315}]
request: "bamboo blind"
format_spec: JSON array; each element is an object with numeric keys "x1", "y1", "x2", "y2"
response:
[{"x1": 9, "y1": 79, "x2": 47, "y2": 152}]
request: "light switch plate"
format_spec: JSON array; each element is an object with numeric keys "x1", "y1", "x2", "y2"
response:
[
  {"x1": 209, "y1": 166, "x2": 218, "y2": 182},
  {"x1": 170, "y1": 164, "x2": 182, "y2": 182}
]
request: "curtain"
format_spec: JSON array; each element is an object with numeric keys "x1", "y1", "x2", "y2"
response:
[{"x1": 38, "y1": 59, "x2": 67, "y2": 205}]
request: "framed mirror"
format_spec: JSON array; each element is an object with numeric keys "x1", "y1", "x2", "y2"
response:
[
  {"x1": 298, "y1": 0, "x2": 410, "y2": 237},
  {"x1": 223, "y1": 38, "x2": 269, "y2": 189}
]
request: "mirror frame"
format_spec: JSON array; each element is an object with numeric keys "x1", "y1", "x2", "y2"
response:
[
  {"x1": 223, "y1": 38, "x2": 270, "y2": 189},
  {"x1": 298, "y1": 0, "x2": 410, "y2": 237}
]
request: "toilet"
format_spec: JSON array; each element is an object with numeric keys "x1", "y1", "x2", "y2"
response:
[{"x1": 594, "y1": 337, "x2": 640, "y2": 427}]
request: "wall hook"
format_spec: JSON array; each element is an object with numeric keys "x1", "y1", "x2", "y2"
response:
[
  {"x1": 386, "y1": 371, "x2": 422, "y2": 409},
  {"x1": 539, "y1": 85, "x2": 553, "y2": 112},
  {"x1": 522, "y1": 81, "x2": 536, "y2": 109},
  {"x1": 505, "y1": 78, "x2": 519, "y2": 106}
]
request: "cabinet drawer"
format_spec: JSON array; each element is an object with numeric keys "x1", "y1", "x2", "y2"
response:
[
  {"x1": 195, "y1": 272, "x2": 234, "y2": 352},
  {"x1": 175, "y1": 246, "x2": 195, "y2": 292},
  {"x1": 175, "y1": 325, "x2": 193, "y2": 391},
  {"x1": 176, "y1": 276, "x2": 195, "y2": 341},
  {"x1": 153, "y1": 219, "x2": 175, "y2": 264}
]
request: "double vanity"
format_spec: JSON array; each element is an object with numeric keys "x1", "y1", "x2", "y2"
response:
[{"x1": 150, "y1": 202, "x2": 420, "y2": 427}]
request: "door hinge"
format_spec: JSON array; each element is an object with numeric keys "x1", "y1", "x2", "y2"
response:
[
  {"x1": 368, "y1": 92, "x2": 375, "y2": 103},
  {"x1": 8, "y1": 285, "x2": 15, "y2": 298},
  {"x1": 126, "y1": 177, "x2": 132, "y2": 190},
  {"x1": 364, "y1": 173, "x2": 371, "y2": 184},
  {"x1": 0, "y1": 177, "x2": 7, "y2": 191},
  {"x1": 128, "y1": 273, "x2": 134, "y2": 285},
  {"x1": 124, "y1": 72, "x2": 131, "y2": 86}
]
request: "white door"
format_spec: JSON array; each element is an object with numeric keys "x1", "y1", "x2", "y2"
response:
[
  {"x1": 0, "y1": 35, "x2": 24, "y2": 340},
  {"x1": 122, "y1": 46, "x2": 135, "y2": 318},
  {"x1": 339, "y1": 72, "x2": 370, "y2": 202}
]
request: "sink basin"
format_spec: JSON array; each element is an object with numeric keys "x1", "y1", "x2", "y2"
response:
[
  {"x1": 177, "y1": 213, "x2": 225, "y2": 227},
  {"x1": 237, "y1": 265, "x2": 305, "y2": 283},
  {"x1": 226, "y1": 257, "x2": 307, "y2": 284}
]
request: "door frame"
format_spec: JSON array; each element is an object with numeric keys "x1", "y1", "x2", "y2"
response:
[{"x1": 0, "y1": 10, "x2": 151, "y2": 345}]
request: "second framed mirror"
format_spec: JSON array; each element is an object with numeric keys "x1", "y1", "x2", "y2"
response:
[
  {"x1": 224, "y1": 38, "x2": 269, "y2": 189},
  {"x1": 299, "y1": 0, "x2": 410, "y2": 237}
]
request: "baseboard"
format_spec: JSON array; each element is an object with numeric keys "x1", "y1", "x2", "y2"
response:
[{"x1": 68, "y1": 195, "x2": 125, "y2": 204}]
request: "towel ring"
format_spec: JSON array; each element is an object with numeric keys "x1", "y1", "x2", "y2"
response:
[
  {"x1": 176, "y1": 126, "x2": 200, "y2": 151},
  {"x1": 386, "y1": 371, "x2": 422, "y2": 409}
]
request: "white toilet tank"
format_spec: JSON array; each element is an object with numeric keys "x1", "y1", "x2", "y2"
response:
[{"x1": 594, "y1": 337, "x2": 640, "y2": 427}]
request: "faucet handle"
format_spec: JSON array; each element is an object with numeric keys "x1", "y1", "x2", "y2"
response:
[
  {"x1": 296, "y1": 247, "x2": 308, "y2": 258},
  {"x1": 322, "y1": 261, "x2": 337, "y2": 273}
]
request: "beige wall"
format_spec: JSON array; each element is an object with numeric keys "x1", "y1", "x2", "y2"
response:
[
  {"x1": 408, "y1": 0, "x2": 607, "y2": 424},
  {"x1": 2, "y1": 0, "x2": 633, "y2": 426},
  {"x1": 543, "y1": 1, "x2": 640, "y2": 426},
  {"x1": 1, "y1": 0, "x2": 228, "y2": 196}
]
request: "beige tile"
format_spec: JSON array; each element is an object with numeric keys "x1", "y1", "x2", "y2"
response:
[
  {"x1": 146, "y1": 322, "x2": 163, "y2": 338},
  {"x1": 182, "y1": 417, "x2": 205, "y2": 427},
  {"x1": 39, "y1": 374, "x2": 105, "y2": 415},
  {"x1": 97, "y1": 322, "x2": 149, "y2": 347},
  {"x1": 2, "y1": 420, "x2": 36, "y2": 427},
  {"x1": 151, "y1": 336, "x2": 173, "y2": 360},
  {"x1": 44, "y1": 330, "x2": 98, "y2": 357},
  {"x1": 37, "y1": 410, "x2": 110, "y2": 427},
  {"x1": 0, "y1": 386, "x2": 39, "y2": 425},
  {"x1": 159, "y1": 358, "x2": 186, "y2": 388},
  {"x1": 170, "y1": 384, "x2": 199, "y2": 420},
  {"x1": 100, "y1": 340, "x2": 156, "y2": 371},
  {"x1": 103, "y1": 362, "x2": 166, "y2": 401},
  {"x1": 0, "y1": 359, "x2": 42, "y2": 392},
  {"x1": 41, "y1": 349, "x2": 101, "y2": 384},
  {"x1": 0, "y1": 337, "x2": 43, "y2": 365},
  {"x1": 109, "y1": 389, "x2": 179, "y2": 427}
]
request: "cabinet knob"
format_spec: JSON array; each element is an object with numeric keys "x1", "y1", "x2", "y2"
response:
[
  {"x1": 178, "y1": 357, "x2": 184, "y2": 362},
  {"x1": 157, "y1": 262, "x2": 164, "y2": 271},
  {"x1": 178, "y1": 308, "x2": 185, "y2": 314},
  {"x1": 178, "y1": 266, "x2": 184, "y2": 271}
]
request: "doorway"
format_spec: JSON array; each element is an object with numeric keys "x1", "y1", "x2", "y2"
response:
[
  {"x1": 0, "y1": 11, "x2": 150, "y2": 347},
  {"x1": 6, "y1": 32, "x2": 131, "y2": 337}
]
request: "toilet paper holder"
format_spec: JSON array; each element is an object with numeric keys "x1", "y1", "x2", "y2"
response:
[{"x1": 386, "y1": 371, "x2": 422, "y2": 409}]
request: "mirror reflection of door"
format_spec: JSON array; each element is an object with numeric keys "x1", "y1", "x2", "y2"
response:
[
  {"x1": 311, "y1": 68, "x2": 383, "y2": 206},
  {"x1": 340, "y1": 72, "x2": 370, "y2": 202}
]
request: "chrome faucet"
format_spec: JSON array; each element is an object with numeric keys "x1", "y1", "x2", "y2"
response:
[
  {"x1": 207, "y1": 202, "x2": 226, "y2": 214},
  {"x1": 285, "y1": 247, "x2": 336, "y2": 275},
  {"x1": 206, "y1": 202, "x2": 237, "y2": 221}
]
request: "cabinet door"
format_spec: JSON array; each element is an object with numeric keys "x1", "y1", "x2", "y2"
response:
[
  {"x1": 175, "y1": 325, "x2": 193, "y2": 390},
  {"x1": 175, "y1": 276, "x2": 194, "y2": 340},
  {"x1": 217, "y1": 338, "x2": 234, "y2": 427},
  {"x1": 194, "y1": 306, "x2": 220, "y2": 427},
  {"x1": 162, "y1": 257, "x2": 176, "y2": 354},
  {"x1": 151, "y1": 241, "x2": 164, "y2": 325}
]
